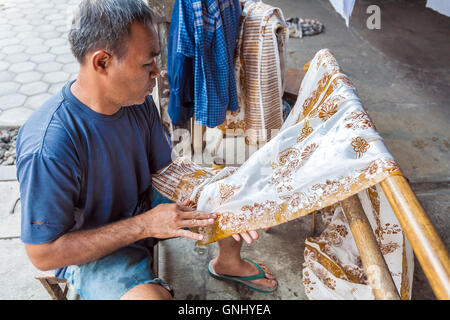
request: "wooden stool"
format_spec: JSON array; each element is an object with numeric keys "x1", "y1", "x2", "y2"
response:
[
  {"x1": 35, "y1": 242, "x2": 160, "y2": 300},
  {"x1": 35, "y1": 270, "x2": 70, "y2": 300}
]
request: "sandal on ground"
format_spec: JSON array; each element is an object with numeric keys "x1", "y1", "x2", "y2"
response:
[{"x1": 208, "y1": 258, "x2": 278, "y2": 293}]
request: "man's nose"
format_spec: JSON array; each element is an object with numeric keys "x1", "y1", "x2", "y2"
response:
[{"x1": 151, "y1": 64, "x2": 160, "y2": 79}]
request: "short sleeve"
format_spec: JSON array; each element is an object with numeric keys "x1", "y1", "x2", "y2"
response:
[
  {"x1": 147, "y1": 97, "x2": 173, "y2": 173},
  {"x1": 17, "y1": 153, "x2": 81, "y2": 244}
]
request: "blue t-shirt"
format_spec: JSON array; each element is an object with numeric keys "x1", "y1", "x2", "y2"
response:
[{"x1": 16, "y1": 80, "x2": 172, "y2": 277}]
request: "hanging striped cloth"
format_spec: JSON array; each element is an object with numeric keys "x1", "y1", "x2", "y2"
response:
[{"x1": 218, "y1": 0, "x2": 289, "y2": 145}]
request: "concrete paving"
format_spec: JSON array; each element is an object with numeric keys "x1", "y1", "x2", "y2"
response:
[
  {"x1": 0, "y1": 0, "x2": 449, "y2": 300},
  {"x1": 0, "y1": 0, "x2": 79, "y2": 126},
  {"x1": 0, "y1": 180, "x2": 50, "y2": 300}
]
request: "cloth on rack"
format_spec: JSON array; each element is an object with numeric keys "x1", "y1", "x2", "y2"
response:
[
  {"x1": 328, "y1": 0, "x2": 355, "y2": 27},
  {"x1": 167, "y1": 0, "x2": 195, "y2": 126},
  {"x1": 152, "y1": 48, "x2": 413, "y2": 299},
  {"x1": 426, "y1": 0, "x2": 450, "y2": 17},
  {"x1": 303, "y1": 185, "x2": 414, "y2": 299},
  {"x1": 167, "y1": 0, "x2": 241, "y2": 127},
  {"x1": 193, "y1": 48, "x2": 405, "y2": 244},
  {"x1": 218, "y1": 0, "x2": 289, "y2": 145},
  {"x1": 286, "y1": 17, "x2": 324, "y2": 38}
]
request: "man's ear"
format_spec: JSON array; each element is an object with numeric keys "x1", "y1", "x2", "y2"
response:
[{"x1": 91, "y1": 50, "x2": 111, "y2": 74}]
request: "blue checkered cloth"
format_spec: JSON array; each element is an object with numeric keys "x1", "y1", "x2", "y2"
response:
[{"x1": 168, "y1": 0, "x2": 241, "y2": 127}]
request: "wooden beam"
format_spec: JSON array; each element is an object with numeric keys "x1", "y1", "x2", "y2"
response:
[
  {"x1": 192, "y1": 121, "x2": 206, "y2": 155},
  {"x1": 37, "y1": 279, "x2": 67, "y2": 300},
  {"x1": 283, "y1": 68, "x2": 306, "y2": 106},
  {"x1": 146, "y1": 0, "x2": 175, "y2": 23},
  {"x1": 342, "y1": 194, "x2": 400, "y2": 300},
  {"x1": 283, "y1": 66, "x2": 450, "y2": 299},
  {"x1": 380, "y1": 175, "x2": 450, "y2": 300}
]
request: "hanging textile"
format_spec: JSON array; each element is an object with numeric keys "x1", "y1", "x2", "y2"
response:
[
  {"x1": 218, "y1": 0, "x2": 289, "y2": 145},
  {"x1": 285, "y1": 17, "x2": 325, "y2": 38},
  {"x1": 426, "y1": 0, "x2": 450, "y2": 18},
  {"x1": 153, "y1": 48, "x2": 413, "y2": 299},
  {"x1": 167, "y1": 0, "x2": 195, "y2": 126},
  {"x1": 303, "y1": 185, "x2": 414, "y2": 299},
  {"x1": 167, "y1": 0, "x2": 242, "y2": 127},
  {"x1": 328, "y1": 0, "x2": 355, "y2": 27}
]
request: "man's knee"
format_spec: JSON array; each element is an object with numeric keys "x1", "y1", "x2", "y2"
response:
[{"x1": 120, "y1": 282, "x2": 173, "y2": 300}]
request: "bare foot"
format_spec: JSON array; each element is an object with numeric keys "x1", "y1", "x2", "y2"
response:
[{"x1": 212, "y1": 258, "x2": 277, "y2": 289}]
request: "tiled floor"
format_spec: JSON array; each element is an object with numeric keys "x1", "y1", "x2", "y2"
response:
[{"x1": 0, "y1": 0, "x2": 79, "y2": 126}]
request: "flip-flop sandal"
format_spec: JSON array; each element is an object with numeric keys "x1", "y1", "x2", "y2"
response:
[{"x1": 208, "y1": 258, "x2": 278, "y2": 293}]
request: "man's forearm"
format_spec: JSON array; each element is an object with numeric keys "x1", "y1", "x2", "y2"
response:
[{"x1": 26, "y1": 214, "x2": 147, "y2": 271}]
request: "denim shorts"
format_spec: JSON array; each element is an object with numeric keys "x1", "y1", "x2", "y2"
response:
[{"x1": 63, "y1": 188, "x2": 174, "y2": 300}]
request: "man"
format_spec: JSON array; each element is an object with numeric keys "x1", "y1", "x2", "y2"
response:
[{"x1": 16, "y1": 0, "x2": 277, "y2": 300}]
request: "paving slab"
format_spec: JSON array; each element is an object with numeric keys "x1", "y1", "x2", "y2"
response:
[
  {"x1": 30, "y1": 53, "x2": 57, "y2": 64},
  {"x1": 4, "y1": 53, "x2": 30, "y2": 64},
  {"x1": 14, "y1": 71, "x2": 42, "y2": 84},
  {"x1": 0, "y1": 239, "x2": 50, "y2": 300},
  {"x1": 0, "y1": 178, "x2": 53, "y2": 300},
  {"x1": 0, "y1": 70, "x2": 15, "y2": 82},
  {"x1": 0, "y1": 39, "x2": 19, "y2": 50},
  {"x1": 159, "y1": 215, "x2": 313, "y2": 300},
  {"x1": 0, "y1": 107, "x2": 34, "y2": 126},
  {"x1": 0, "y1": 0, "x2": 79, "y2": 126},
  {"x1": 0, "y1": 165, "x2": 17, "y2": 181},
  {"x1": 0, "y1": 181, "x2": 20, "y2": 239},
  {"x1": 36, "y1": 62, "x2": 63, "y2": 73},
  {"x1": 0, "y1": 93, "x2": 27, "y2": 110},
  {"x1": 9, "y1": 62, "x2": 36, "y2": 73},
  {"x1": 19, "y1": 81, "x2": 49, "y2": 96},
  {"x1": 0, "y1": 82, "x2": 20, "y2": 95}
]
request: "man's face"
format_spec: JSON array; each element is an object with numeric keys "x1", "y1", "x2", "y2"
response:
[{"x1": 105, "y1": 22, "x2": 160, "y2": 106}]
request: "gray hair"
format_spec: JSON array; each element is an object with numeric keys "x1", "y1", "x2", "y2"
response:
[{"x1": 69, "y1": 0, "x2": 154, "y2": 64}]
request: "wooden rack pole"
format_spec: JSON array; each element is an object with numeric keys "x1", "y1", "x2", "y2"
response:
[
  {"x1": 380, "y1": 175, "x2": 450, "y2": 300},
  {"x1": 342, "y1": 195, "x2": 400, "y2": 300}
]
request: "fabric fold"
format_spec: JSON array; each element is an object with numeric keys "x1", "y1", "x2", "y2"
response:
[
  {"x1": 167, "y1": 0, "x2": 242, "y2": 128},
  {"x1": 218, "y1": 0, "x2": 289, "y2": 145},
  {"x1": 153, "y1": 48, "x2": 414, "y2": 300},
  {"x1": 194, "y1": 48, "x2": 402, "y2": 245}
]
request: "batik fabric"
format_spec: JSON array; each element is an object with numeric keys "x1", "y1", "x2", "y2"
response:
[
  {"x1": 218, "y1": 0, "x2": 289, "y2": 145},
  {"x1": 153, "y1": 48, "x2": 414, "y2": 300}
]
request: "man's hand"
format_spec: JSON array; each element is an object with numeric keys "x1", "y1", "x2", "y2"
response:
[
  {"x1": 140, "y1": 199, "x2": 216, "y2": 241},
  {"x1": 232, "y1": 230, "x2": 259, "y2": 244}
]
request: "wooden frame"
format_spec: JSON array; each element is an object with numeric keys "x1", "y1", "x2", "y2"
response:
[
  {"x1": 380, "y1": 176, "x2": 450, "y2": 300},
  {"x1": 35, "y1": 271, "x2": 69, "y2": 300},
  {"x1": 286, "y1": 67, "x2": 450, "y2": 299},
  {"x1": 342, "y1": 195, "x2": 400, "y2": 299}
]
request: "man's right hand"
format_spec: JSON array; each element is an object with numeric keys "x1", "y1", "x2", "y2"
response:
[{"x1": 140, "y1": 199, "x2": 216, "y2": 241}]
